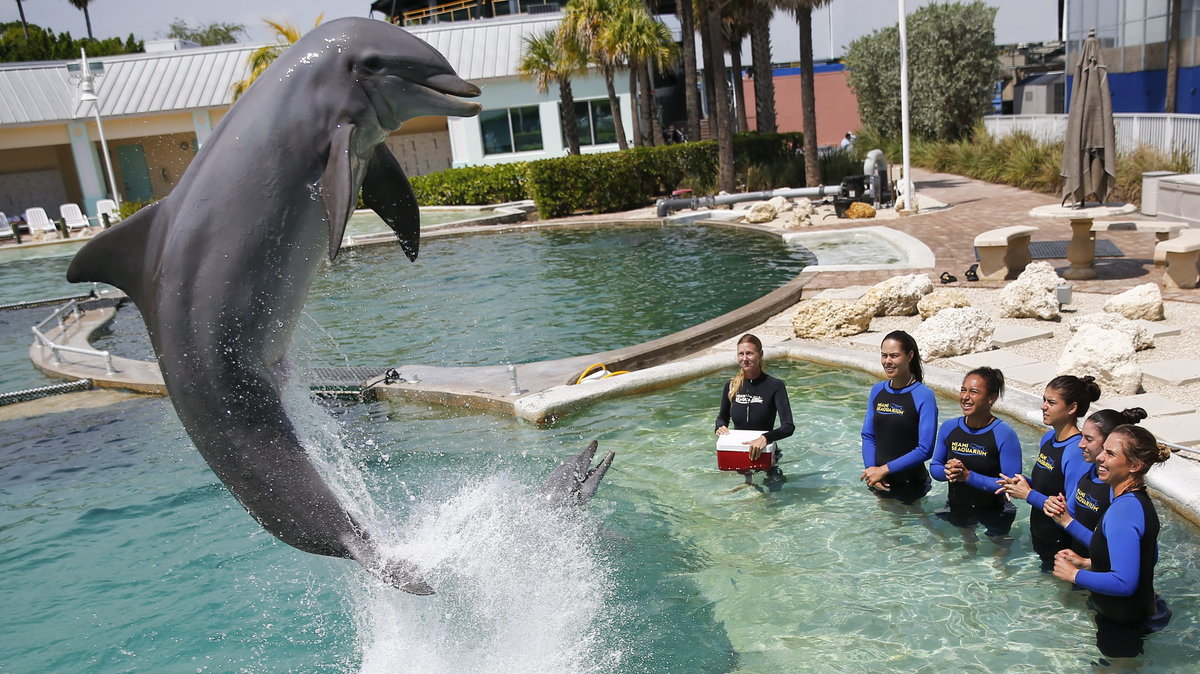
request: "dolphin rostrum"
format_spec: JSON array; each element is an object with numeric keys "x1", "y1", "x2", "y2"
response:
[{"x1": 65, "y1": 18, "x2": 499, "y2": 594}]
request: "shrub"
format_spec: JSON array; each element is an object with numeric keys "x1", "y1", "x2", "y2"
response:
[
  {"x1": 118, "y1": 199, "x2": 153, "y2": 219},
  {"x1": 410, "y1": 162, "x2": 529, "y2": 205}
]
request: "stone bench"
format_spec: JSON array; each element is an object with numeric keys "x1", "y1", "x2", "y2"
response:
[
  {"x1": 1091, "y1": 220, "x2": 1187, "y2": 265},
  {"x1": 974, "y1": 225, "x2": 1039, "y2": 280},
  {"x1": 1155, "y1": 229, "x2": 1200, "y2": 289}
]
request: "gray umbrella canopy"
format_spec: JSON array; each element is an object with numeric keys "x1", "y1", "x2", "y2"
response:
[{"x1": 1061, "y1": 32, "x2": 1118, "y2": 206}]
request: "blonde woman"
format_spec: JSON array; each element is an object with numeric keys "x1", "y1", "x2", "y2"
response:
[{"x1": 714, "y1": 334, "x2": 794, "y2": 471}]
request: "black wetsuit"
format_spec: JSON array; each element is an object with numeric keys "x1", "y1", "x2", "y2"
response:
[
  {"x1": 930, "y1": 417, "x2": 1023, "y2": 536},
  {"x1": 1063, "y1": 463, "x2": 1111, "y2": 557},
  {"x1": 861, "y1": 380, "x2": 938, "y2": 502},
  {"x1": 1027, "y1": 430, "x2": 1082, "y2": 569},
  {"x1": 715, "y1": 372, "x2": 795, "y2": 466}
]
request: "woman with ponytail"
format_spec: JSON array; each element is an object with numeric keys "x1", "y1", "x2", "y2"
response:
[
  {"x1": 1052, "y1": 425, "x2": 1172, "y2": 659},
  {"x1": 998, "y1": 374, "x2": 1101, "y2": 569},
  {"x1": 715, "y1": 334, "x2": 794, "y2": 474},
  {"x1": 1044, "y1": 407, "x2": 1148, "y2": 557}
]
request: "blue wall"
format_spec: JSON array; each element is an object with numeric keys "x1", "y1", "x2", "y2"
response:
[{"x1": 1067, "y1": 65, "x2": 1200, "y2": 114}]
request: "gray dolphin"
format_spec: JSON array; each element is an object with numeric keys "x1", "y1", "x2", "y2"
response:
[
  {"x1": 541, "y1": 441, "x2": 616, "y2": 506},
  {"x1": 65, "y1": 18, "x2": 493, "y2": 595}
]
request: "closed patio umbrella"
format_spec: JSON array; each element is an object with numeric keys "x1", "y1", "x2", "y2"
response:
[{"x1": 1061, "y1": 30, "x2": 1117, "y2": 207}]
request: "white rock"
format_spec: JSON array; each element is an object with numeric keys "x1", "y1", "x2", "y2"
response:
[
  {"x1": 857, "y1": 274, "x2": 934, "y2": 317},
  {"x1": 1015, "y1": 261, "x2": 1064, "y2": 292},
  {"x1": 1103, "y1": 283, "x2": 1164, "y2": 321},
  {"x1": 913, "y1": 307, "x2": 996, "y2": 358},
  {"x1": 793, "y1": 199, "x2": 815, "y2": 219},
  {"x1": 917, "y1": 289, "x2": 972, "y2": 319},
  {"x1": 767, "y1": 196, "x2": 792, "y2": 213},
  {"x1": 1069, "y1": 312, "x2": 1154, "y2": 351},
  {"x1": 743, "y1": 201, "x2": 777, "y2": 224},
  {"x1": 999, "y1": 278, "x2": 1060, "y2": 320},
  {"x1": 792, "y1": 299, "x2": 873, "y2": 339},
  {"x1": 1057, "y1": 325, "x2": 1142, "y2": 395}
]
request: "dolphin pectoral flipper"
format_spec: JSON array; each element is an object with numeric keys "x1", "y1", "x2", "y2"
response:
[
  {"x1": 362, "y1": 143, "x2": 421, "y2": 262},
  {"x1": 65, "y1": 203, "x2": 160, "y2": 303},
  {"x1": 320, "y1": 123, "x2": 365, "y2": 262}
]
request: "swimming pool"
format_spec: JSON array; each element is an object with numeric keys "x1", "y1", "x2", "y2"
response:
[{"x1": 2, "y1": 359, "x2": 1197, "y2": 671}]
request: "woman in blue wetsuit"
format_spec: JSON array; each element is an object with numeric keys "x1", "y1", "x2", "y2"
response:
[
  {"x1": 1044, "y1": 407, "x2": 1148, "y2": 557},
  {"x1": 860, "y1": 330, "x2": 937, "y2": 503},
  {"x1": 714, "y1": 334, "x2": 794, "y2": 473},
  {"x1": 998, "y1": 375, "x2": 1101, "y2": 569},
  {"x1": 930, "y1": 367, "x2": 1022, "y2": 537},
  {"x1": 1052, "y1": 424, "x2": 1172, "y2": 659}
]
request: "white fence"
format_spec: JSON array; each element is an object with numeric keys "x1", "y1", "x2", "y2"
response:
[{"x1": 983, "y1": 114, "x2": 1200, "y2": 171}]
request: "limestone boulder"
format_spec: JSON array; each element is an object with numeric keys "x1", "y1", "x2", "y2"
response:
[
  {"x1": 785, "y1": 199, "x2": 816, "y2": 228},
  {"x1": 1015, "y1": 261, "x2": 1064, "y2": 292},
  {"x1": 857, "y1": 274, "x2": 934, "y2": 317},
  {"x1": 1069, "y1": 312, "x2": 1154, "y2": 351},
  {"x1": 743, "y1": 201, "x2": 777, "y2": 224},
  {"x1": 917, "y1": 289, "x2": 972, "y2": 319},
  {"x1": 999, "y1": 278, "x2": 1060, "y2": 320},
  {"x1": 1058, "y1": 325, "x2": 1142, "y2": 395},
  {"x1": 913, "y1": 307, "x2": 995, "y2": 358},
  {"x1": 1103, "y1": 283, "x2": 1164, "y2": 321},
  {"x1": 845, "y1": 202, "x2": 877, "y2": 219},
  {"x1": 792, "y1": 299, "x2": 873, "y2": 339},
  {"x1": 767, "y1": 196, "x2": 793, "y2": 213}
]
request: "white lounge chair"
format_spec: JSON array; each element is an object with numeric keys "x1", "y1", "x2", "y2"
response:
[
  {"x1": 24, "y1": 207, "x2": 58, "y2": 239},
  {"x1": 0, "y1": 213, "x2": 13, "y2": 239},
  {"x1": 60, "y1": 203, "x2": 89, "y2": 234},
  {"x1": 95, "y1": 199, "x2": 120, "y2": 226}
]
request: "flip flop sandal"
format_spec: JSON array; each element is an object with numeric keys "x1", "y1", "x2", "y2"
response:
[
  {"x1": 965, "y1": 263, "x2": 979, "y2": 281},
  {"x1": 939, "y1": 271, "x2": 957, "y2": 284}
]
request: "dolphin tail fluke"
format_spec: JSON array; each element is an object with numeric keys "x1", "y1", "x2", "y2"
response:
[
  {"x1": 66, "y1": 203, "x2": 160, "y2": 305},
  {"x1": 376, "y1": 557, "x2": 435, "y2": 595}
]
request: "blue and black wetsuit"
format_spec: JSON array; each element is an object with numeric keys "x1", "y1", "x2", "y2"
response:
[
  {"x1": 1075, "y1": 489, "x2": 1171, "y2": 658},
  {"x1": 861, "y1": 379, "x2": 938, "y2": 502},
  {"x1": 930, "y1": 417, "x2": 1023, "y2": 536},
  {"x1": 1026, "y1": 429, "x2": 1083, "y2": 568},
  {"x1": 1062, "y1": 462, "x2": 1111, "y2": 557},
  {"x1": 715, "y1": 372, "x2": 794, "y2": 466}
]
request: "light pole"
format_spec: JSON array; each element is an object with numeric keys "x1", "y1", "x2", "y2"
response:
[
  {"x1": 897, "y1": 0, "x2": 916, "y2": 213},
  {"x1": 70, "y1": 48, "x2": 121, "y2": 208}
]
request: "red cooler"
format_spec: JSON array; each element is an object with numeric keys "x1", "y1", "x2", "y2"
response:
[{"x1": 716, "y1": 430, "x2": 776, "y2": 471}]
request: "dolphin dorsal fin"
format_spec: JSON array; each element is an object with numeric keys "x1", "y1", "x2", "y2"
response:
[{"x1": 66, "y1": 203, "x2": 161, "y2": 305}]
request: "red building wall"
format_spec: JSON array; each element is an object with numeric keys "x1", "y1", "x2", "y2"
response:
[{"x1": 741, "y1": 65, "x2": 862, "y2": 147}]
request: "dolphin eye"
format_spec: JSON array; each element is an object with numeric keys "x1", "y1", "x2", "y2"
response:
[{"x1": 362, "y1": 56, "x2": 383, "y2": 73}]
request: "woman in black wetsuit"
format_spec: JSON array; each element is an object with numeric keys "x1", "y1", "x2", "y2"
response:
[
  {"x1": 714, "y1": 334, "x2": 794, "y2": 471},
  {"x1": 1052, "y1": 424, "x2": 1172, "y2": 659}
]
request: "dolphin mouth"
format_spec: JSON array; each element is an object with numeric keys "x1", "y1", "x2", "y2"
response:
[{"x1": 411, "y1": 72, "x2": 483, "y2": 117}]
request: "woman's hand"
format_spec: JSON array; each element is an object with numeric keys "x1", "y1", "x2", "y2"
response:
[
  {"x1": 746, "y1": 434, "x2": 768, "y2": 460},
  {"x1": 1052, "y1": 549, "x2": 1091, "y2": 582},
  {"x1": 1044, "y1": 493, "x2": 1074, "y2": 527},
  {"x1": 996, "y1": 473, "x2": 1032, "y2": 500},
  {"x1": 715, "y1": 425, "x2": 729, "y2": 436},
  {"x1": 944, "y1": 458, "x2": 969, "y2": 483},
  {"x1": 861, "y1": 466, "x2": 891, "y2": 491}
]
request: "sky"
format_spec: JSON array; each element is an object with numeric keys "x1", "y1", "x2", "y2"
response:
[{"x1": 1, "y1": 0, "x2": 1059, "y2": 50}]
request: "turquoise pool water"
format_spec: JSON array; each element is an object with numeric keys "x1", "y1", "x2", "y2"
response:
[{"x1": 2, "y1": 360, "x2": 1197, "y2": 671}]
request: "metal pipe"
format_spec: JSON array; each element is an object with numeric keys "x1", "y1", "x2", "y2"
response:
[{"x1": 656, "y1": 184, "x2": 845, "y2": 217}]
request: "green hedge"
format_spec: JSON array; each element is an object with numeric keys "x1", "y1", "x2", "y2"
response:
[{"x1": 408, "y1": 132, "x2": 812, "y2": 218}]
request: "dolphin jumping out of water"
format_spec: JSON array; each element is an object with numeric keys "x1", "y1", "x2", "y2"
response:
[{"x1": 66, "y1": 18, "x2": 612, "y2": 595}]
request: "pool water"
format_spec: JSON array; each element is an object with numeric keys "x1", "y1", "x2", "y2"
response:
[{"x1": 2, "y1": 359, "x2": 1197, "y2": 671}]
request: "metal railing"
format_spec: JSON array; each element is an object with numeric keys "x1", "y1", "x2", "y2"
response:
[
  {"x1": 983, "y1": 113, "x2": 1200, "y2": 170},
  {"x1": 31, "y1": 298, "x2": 116, "y2": 375}
]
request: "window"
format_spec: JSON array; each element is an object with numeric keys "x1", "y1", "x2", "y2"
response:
[
  {"x1": 480, "y1": 106, "x2": 543, "y2": 155},
  {"x1": 573, "y1": 99, "x2": 617, "y2": 146}
]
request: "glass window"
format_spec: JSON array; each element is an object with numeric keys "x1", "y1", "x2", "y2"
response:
[
  {"x1": 480, "y1": 106, "x2": 543, "y2": 155},
  {"x1": 1123, "y1": 20, "x2": 1145, "y2": 46},
  {"x1": 1097, "y1": 0, "x2": 1121, "y2": 28},
  {"x1": 573, "y1": 99, "x2": 617, "y2": 146},
  {"x1": 1127, "y1": 0, "x2": 1146, "y2": 22},
  {"x1": 1146, "y1": 15, "x2": 1169, "y2": 42},
  {"x1": 1147, "y1": 0, "x2": 1169, "y2": 18},
  {"x1": 481, "y1": 109, "x2": 514, "y2": 155}
]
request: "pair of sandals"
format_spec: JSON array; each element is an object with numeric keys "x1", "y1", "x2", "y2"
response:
[{"x1": 939, "y1": 264, "x2": 979, "y2": 284}]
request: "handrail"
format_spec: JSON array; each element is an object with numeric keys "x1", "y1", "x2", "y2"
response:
[
  {"x1": 31, "y1": 297, "x2": 116, "y2": 375},
  {"x1": 402, "y1": 0, "x2": 503, "y2": 24}
]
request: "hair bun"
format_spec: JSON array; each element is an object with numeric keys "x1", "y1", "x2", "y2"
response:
[
  {"x1": 1122, "y1": 407, "x2": 1149, "y2": 424},
  {"x1": 1156, "y1": 443, "x2": 1173, "y2": 463}
]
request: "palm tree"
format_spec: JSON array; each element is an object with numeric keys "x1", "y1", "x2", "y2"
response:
[
  {"x1": 610, "y1": 4, "x2": 676, "y2": 146},
  {"x1": 748, "y1": 1, "x2": 778, "y2": 133},
  {"x1": 720, "y1": 2, "x2": 753, "y2": 133},
  {"x1": 519, "y1": 28, "x2": 587, "y2": 155},
  {"x1": 231, "y1": 15, "x2": 323, "y2": 100},
  {"x1": 66, "y1": 0, "x2": 94, "y2": 40},
  {"x1": 561, "y1": 0, "x2": 630, "y2": 150},
  {"x1": 783, "y1": 0, "x2": 830, "y2": 187},
  {"x1": 676, "y1": 0, "x2": 702, "y2": 141},
  {"x1": 702, "y1": 0, "x2": 735, "y2": 192},
  {"x1": 15, "y1": 0, "x2": 29, "y2": 39}
]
